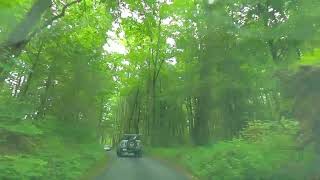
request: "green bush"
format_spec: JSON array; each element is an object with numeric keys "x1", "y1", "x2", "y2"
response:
[
  {"x1": 0, "y1": 117, "x2": 106, "y2": 180},
  {"x1": 0, "y1": 155, "x2": 48, "y2": 179},
  {"x1": 0, "y1": 139, "x2": 105, "y2": 180},
  {"x1": 0, "y1": 121, "x2": 42, "y2": 136},
  {"x1": 150, "y1": 120, "x2": 316, "y2": 180}
]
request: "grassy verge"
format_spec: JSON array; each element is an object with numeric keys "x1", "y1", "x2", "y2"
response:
[
  {"x1": 149, "y1": 143, "x2": 315, "y2": 180},
  {"x1": 80, "y1": 153, "x2": 109, "y2": 180},
  {"x1": 147, "y1": 147, "x2": 199, "y2": 180},
  {"x1": 148, "y1": 121, "x2": 317, "y2": 180},
  {"x1": 0, "y1": 122, "x2": 108, "y2": 180},
  {"x1": 0, "y1": 140, "x2": 108, "y2": 179}
]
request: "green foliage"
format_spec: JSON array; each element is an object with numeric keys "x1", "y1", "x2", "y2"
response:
[
  {"x1": 150, "y1": 120, "x2": 316, "y2": 180},
  {"x1": 298, "y1": 49, "x2": 320, "y2": 66},
  {"x1": 0, "y1": 0, "x2": 32, "y2": 42},
  {"x1": 0, "y1": 116, "x2": 106, "y2": 179},
  {"x1": 0, "y1": 1, "x2": 111, "y2": 179},
  {"x1": 0, "y1": 144, "x2": 105, "y2": 180},
  {"x1": 35, "y1": 142, "x2": 105, "y2": 180},
  {"x1": 0, "y1": 95, "x2": 34, "y2": 121},
  {"x1": 1, "y1": 0, "x2": 320, "y2": 178},
  {"x1": 0, "y1": 155, "x2": 48, "y2": 179},
  {"x1": 241, "y1": 119, "x2": 299, "y2": 141},
  {"x1": 0, "y1": 121, "x2": 42, "y2": 136}
]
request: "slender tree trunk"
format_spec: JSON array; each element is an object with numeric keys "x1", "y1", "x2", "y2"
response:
[
  {"x1": 36, "y1": 64, "x2": 54, "y2": 119},
  {"x1": 135, "y1": 102, "x2": 141, "y2": 134},
  {"x1": 20, "y1": 42, "x2": 44, "y2": 97},
  {"x1": 186, "y1": 97, "x2": 195, "y2": 138},
  {"x1": 97, "y1": 97, "x2": 105, "y2": 139},
  {"x1": 150, "y1": 74, "x2": 157, "y2": 145},
  {"x1": 129, "y1": 88, "x2": 140, "y2": 133}
]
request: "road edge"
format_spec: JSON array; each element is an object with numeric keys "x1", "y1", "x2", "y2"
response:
[
  {"x1": 146, "y1": 152, "x2": 199, "y2": 180},
  {"x1": 80, "y1": 153, "x2": 109, "y2": 180}
]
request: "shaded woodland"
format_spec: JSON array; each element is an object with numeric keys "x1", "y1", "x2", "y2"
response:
[{"x1": 0, "y1": 0, "x2": 320, "y2": 179}]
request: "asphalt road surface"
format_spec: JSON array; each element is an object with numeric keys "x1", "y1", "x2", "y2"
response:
[{"x1": 95, "y1": 152, "x2": 190, "y2": 180}]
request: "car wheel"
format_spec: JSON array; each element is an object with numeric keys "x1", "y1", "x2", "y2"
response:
[
  {"x1": 136, "y1": 151, "x2": 142, "y2": 158},
  {"x1": 117, "y1": 151, "x2": 122, "y2": 157}
]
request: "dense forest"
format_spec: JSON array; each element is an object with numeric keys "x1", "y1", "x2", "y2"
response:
[{"x1": 1, "y1": 0, "x2": 320, "y2": 179}]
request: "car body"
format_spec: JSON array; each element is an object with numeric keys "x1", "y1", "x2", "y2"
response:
[{"x1": 116, "y1": 134, "x2": 142, "y2": 157}]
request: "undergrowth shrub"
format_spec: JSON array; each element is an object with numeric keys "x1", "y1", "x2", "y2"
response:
[
  {"x1": 150, "y1": 120, "x2": 316, "y2": 180},
  {"x1": 0, "y1": 116, "x2": 105, "y2": 180},
  {"x1": 0, "y1": 155, "x2": 48, "y2": 179}
]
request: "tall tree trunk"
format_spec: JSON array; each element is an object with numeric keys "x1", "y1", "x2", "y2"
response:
[
  {"x1": 97, "y1": 97, "x2": 105, "y2": 139},
  {"x1": 20, "y1": 42, "x2": 44, "y2": 97},
  {"x1": 36, "y1": 64, "x2": 54, "y2": 119},
  {"x1": 129, "y1": 88, "x2": 140, "y2": 133},
  {"x1": 186, "y1": 97, "x2": 195, "y2": 139},
  {"x1": 192, "y1": 2, "x2": 218, "y2": 145},
  {"x1": 150, "y1": 74, "x2": 157, "y2": 145},
  {"x1": 135, "y1": 102, "x2": 141, "y2": 134}
]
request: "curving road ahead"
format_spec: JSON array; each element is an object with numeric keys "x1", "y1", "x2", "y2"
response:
[{"x1": 95, "y1": 152, "x2": 190, "y2": 180}]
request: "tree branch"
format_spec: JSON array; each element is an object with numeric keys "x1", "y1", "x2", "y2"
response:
[
  {"x1": 154, "y1": 8, "x2": 163, "y2": 81},
  {"x1": 1, "y1": 0, "x2": 81, "y2": 62},
  {"x1": 28, "y1": 0, "x2": 82, "y2": 41},
  {"x1": 155, "y1": 58, "x2": 165, "y2": 80}
]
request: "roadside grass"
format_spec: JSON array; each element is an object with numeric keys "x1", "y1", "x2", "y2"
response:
[
  {"x1": 0, "y1": 138, "x2": 107, "y2": 180},
  {"x1": 0, "y1": 118, "x2": 108, "y2": 180},
  {"x1": 80, "y1": 152, "x2": 109, "y2": 180},
  {"x1": 0, "y1": 141, "x2": 107, "y2": 179},
  {"x1": 148, "y1": 120, "x2": 317, "y2": 180},
  {"x1": 146, "y1": 147, "x2": 198, "y2": 180}
]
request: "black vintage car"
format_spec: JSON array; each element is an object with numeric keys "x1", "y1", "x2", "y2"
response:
[{"x1": 116, "y1": 134, "x2": 142, "y2": 157}]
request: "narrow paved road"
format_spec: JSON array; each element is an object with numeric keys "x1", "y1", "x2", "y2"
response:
[{"x1": 95, "y1": 152, "x2": 190, "y2": 180}]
